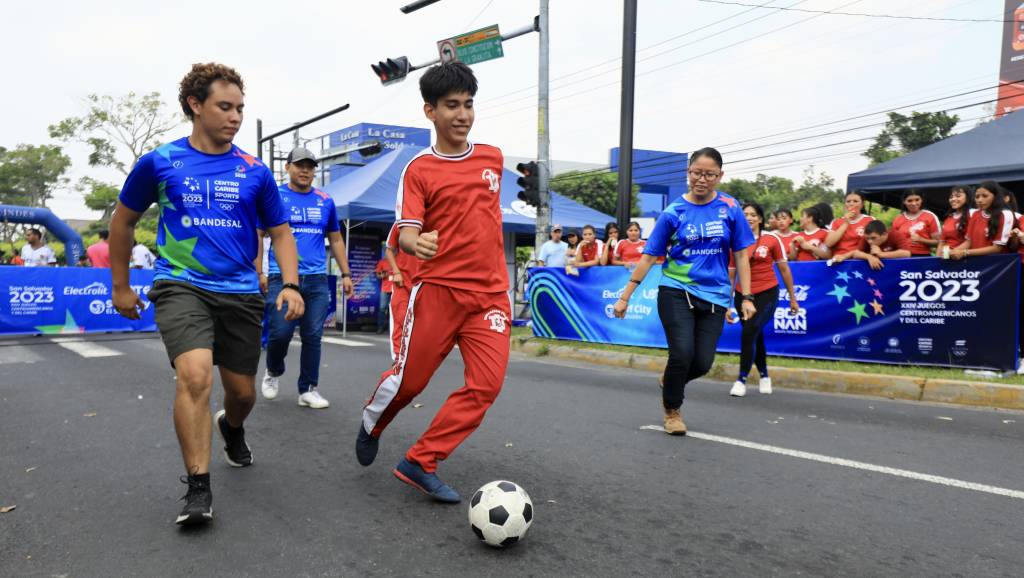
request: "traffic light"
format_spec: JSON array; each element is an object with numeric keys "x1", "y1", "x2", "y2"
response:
[
  {"x1": 371, "y1": 57, "x2": 411, "y2": 86},
  {"x1": 516, "y1": 161, "x2": 540, "y2": 207}
]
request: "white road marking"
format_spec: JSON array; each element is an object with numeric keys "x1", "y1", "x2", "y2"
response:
[
  {"x1": 50, "y1": 338, "x2": 123, "y2": 358},
  {"x1": 640, "y1": 425, "x2": 1024, "y2": 500},
  {"x1": 320, "y1": 337, "x2": 373, "y2": 347},
  {"x1": 0, "y1": 346, "x2": 44, "y2": 365}
]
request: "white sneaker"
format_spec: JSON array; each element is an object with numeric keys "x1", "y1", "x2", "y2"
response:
[
  {"x1": 1017, "y1": 358, "x2": 1024, "y2": 375},
  {"x1": 261, "y1": 372, "x2": 279, "y2": 400},
  {"x1": 729, "y1": 381, "x2": 747, "y2": 397},
  {"x1": 298, "y1": 389, "x2": 330, "y2": 409},
  {"x1": 759, "y1": 377, "x2": 773, "y2": 395}
]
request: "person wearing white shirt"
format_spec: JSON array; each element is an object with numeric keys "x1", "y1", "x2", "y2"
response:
[
  {"x1": 20, "y1": 228, "x2": 56, "y2": 267},
  {"x1": 537, "y1": 224, "x2": 568, "y2": 268},
  {"x1": 131, "y1": 241, "x2": 156, "y2": 269}
]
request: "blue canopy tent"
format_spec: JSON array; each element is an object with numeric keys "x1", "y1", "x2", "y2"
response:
[
  {"x1": 321, "y1": 146, "x2": 615, "y2": 232},
  {"x1": 847, "y1": 109, "x2": 1024, "y2": 211}
]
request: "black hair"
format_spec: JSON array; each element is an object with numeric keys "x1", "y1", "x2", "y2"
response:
[
  {"x1": 845, "y1": 191, "x2": 865, "y2": 204},
  {"x1": 801, "y1": 206, "x2": 827, "y2": 229},
  {"x1": 604, "y1": 221, "x2": 619, "y2": 239},
  {"x1": 741, "y1": 202, "x2": 765, "y2": 235},
  {"x1": 178, "y1": 62, "x2": 245, "y2": 120},
  {"x1": 946, "y1": 185, "x2": 974, "y2": 239},
  {"x1": 419, "y1": 62, "x2": 478, "y2": 107},
  {"x1": 582, "y1": 224, "x2": 596, "y2": 234},
  {"x1": 626, "y1": 221, "x2": 642, "y2": 231},
  {"x1": 27, "y1": 227, "x2": 42, "y2": 238},
  {"x1": 864, "y1": 220, "x2": 887, "y2": 236},
  {"x1": 565, "y1": 231, "x2": 579, "y2": 248},
  {"x1": 976, "y1": 181, "x2": 1009, "y2": 240},
  {"x1": 812, "y1": 202, "x2": 834, "y2": 225},
  {"x1": 774, "y1": 208, "x2": 793, "y2": 220},
  {"x1": 690, "y1": 147, "x2": 723, "y2": 168},
  {"x1": 99, "y1": 230, "x2": 109, "y2": 240}
]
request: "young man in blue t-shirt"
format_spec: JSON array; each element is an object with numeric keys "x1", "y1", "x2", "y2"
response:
[
  {"x1": 109, "y1": 63, "x2": 305, "y2": 526},
  {"x1": 256, "y1": 147, "x2": 355, "y2": 409}
]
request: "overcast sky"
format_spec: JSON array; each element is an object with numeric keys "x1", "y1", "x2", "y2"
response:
[{"x1": 2, "y1": 0, "x2": 1005, "y2": 220}]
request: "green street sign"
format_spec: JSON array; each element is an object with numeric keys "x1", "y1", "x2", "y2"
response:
[{"x1": 438, "y1": 24, "x2": 504, "y2": 66}]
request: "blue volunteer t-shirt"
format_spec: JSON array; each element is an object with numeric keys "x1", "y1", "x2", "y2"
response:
[
  {"x1": 118, "y1": 137, "x2": 287, "y2": 294},
  {"x1": 267, "y1": 184, "x2": 339, "y2": 275},
  {"x1": 643, "y1": 191, "x2": 755, "y2": 308}
]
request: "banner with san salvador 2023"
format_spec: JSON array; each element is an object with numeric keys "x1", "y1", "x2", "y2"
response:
[{"x1": 526, "y1": 255, "x2": 1020, "y2": 372}]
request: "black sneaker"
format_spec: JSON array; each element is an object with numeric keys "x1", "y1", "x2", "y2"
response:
[
  {"x1": 356, "y1": 424, "x2": 379, "y2": 467},
  {"x1": 214, "y1": 409, "x2": 253, "y2": 467},
  {"x1": 176, "y1": 474, "x2": 213, "y2": 525}
]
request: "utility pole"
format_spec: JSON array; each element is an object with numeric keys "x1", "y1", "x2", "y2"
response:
[
  {"x1": 615, "y1": 0, "x2": 638, "y2": 232},
  {"x1": 535, "y1": 0, "x2": 551, "y2": 255}
]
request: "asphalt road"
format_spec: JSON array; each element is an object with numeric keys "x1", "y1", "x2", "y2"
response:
[{"x1": 1, "y1": 332, "x2": 1022, "y2": 577}]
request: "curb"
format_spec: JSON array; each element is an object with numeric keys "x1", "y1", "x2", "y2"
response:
[{"x1": 512, "y1": 337, "x2": 1024, "y2": 411}]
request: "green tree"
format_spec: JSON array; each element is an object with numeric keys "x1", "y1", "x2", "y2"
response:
[
  {"x1": 718, "y1": 174, "x2": 795, "y2": 210},
  {"x1": 0, "y1": 144, "x2": 72, "y2": 207},
  {"x1": 864, "y1": 111, "x2": 959, "y2": 166},
  {"x1": 79, "y1": 176, "x2": 122, "y2": 221},
  {"x1": 549, "y1": 170, "x2": 639, "y2": 217}
]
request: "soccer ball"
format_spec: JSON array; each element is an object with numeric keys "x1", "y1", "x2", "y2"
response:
[{"x1": 467, "y1": 480, "x2": 533, "y2": 548}]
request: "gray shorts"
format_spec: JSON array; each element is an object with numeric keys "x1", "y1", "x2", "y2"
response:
[{"x1": 147, "y1": 281, "x2": 264, "y2": 375}]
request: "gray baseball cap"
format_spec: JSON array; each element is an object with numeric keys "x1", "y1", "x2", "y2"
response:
[{"x1": 286, "y1": 147, "x2": 319, "y2": 165}]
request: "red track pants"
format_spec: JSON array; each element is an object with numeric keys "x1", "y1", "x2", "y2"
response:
[{"x1": 362, "y1": 282, "x2": 511, "y2": 472}]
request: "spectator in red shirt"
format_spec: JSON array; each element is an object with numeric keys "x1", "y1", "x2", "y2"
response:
[
  {"x1": 951, "y1": 181, "x2": 1014, "y2": 260},
  {"x1": 600, "y1": 222, "x2": 619, "y2": 265},
  {"x1": 892, "y1": 190, "x2": 941, "y2": 256},
  {"x1": 86, "y1": 230, "x2": 111, "y2": 268},
  {"x1": 727, "y1": 202, "x2": 798, "y2": 397},
  {"x1": 825, "y1": 191, "x2": 875, "y2": 256},
  {"x1": 375, "y1": 246, "x2": 395, "y2": 335},
  {"x1": 938, "y1": 185, "x2": 974, "y2": 256},
  {"x1": 575, "y1": 224, "x2": 604, "y2": 269},
  {"x1": 612, "y1": 221, "x2": 645, "y2": 267},
  {"x1": 789, "y1": 205, "x2": 831, "y2": 261},
  {"x1": 772, "y1": 208, "x2": 798, "y2": 253},
  {"x1": 832, "y1": 220, "x2": 911, "y2": 269}
]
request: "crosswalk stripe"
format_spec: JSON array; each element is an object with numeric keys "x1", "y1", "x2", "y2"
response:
[
  {"x1": 0, "y1": 345, "x2": 44, "y2": 365},
  {"x1": 321, "y1": 336, "x2": 373, "y2": 347},
  {"x1": 50, "y1": 338, "x2": 123, "y2": 358}
]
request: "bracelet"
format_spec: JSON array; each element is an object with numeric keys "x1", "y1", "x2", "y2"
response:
[
  {"x1": 628, "y1": 279, "x2": 641, "y2": 285},
  {"x1": 282, "y1": 282, "x2": 301, "y2": 293},
  {"x1": 341, "y1": 272, "x2": 352, "y2": 278},
  {"x1": 742, "y1": 294, "x2": 755, "y2": 302}
]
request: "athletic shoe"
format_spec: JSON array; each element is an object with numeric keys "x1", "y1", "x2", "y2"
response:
[
  {"x1": 214, "y1": 409, "x2": 253, "y2": 467},
  {"x1": 298, "y1": 389, "x2": 330, "y2": 409},
  {"x1": 175, "y1": 474, "x2": 213, "y2": 526},
  {"x1": 356, "y1": 425, "x2": 379, "y2": 467},
  {"x1": 392, "y1": 458, "x2": 461, "y2": 503},
  {"x1": 729, "y1": 381, "x2": 747, "y2": 397},
  {"x1": 759, "y1": 377, "x2": 773, "y2": 395},
  {"x1": 663, "y1": 408, "x2": 686, "y2": 435},
  {"x1": 1017, "y1": 358, "x2": 1024, "y2": 375},
  {"x1": 260, "y1": 372, "x2": 279, "y2": 400}
]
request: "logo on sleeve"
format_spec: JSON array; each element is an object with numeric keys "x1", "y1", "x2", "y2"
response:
[
  {"x1": 484, "y1": 309, "x2": 509, "y2": 333},
  {"x1": 482, "y1": 169, "x2": 500, "y2": 193}
]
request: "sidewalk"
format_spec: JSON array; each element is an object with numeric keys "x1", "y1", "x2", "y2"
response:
[{"x1": 511, "y1": 336, "x2": 1024, "y2": 411}]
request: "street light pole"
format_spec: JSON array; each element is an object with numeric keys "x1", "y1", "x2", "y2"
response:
[
  {"x1": 616, "y1": 0, "x2": 638, "y2": 232},
  {"x1": 535, "y1": 0, "x2": 551, "y2": 255}
]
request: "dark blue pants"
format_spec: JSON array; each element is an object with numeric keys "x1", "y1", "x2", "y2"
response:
[
  {"x1": 265, "y1": 274, "x2": 331, "y2": 394},
  {"x1": 657, "y1": 287, "x2": 726, "y2": 410}
]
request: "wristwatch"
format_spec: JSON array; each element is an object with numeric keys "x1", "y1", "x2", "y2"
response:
[
  {"x1": 282, "y1": 282, "x2": 301, "y2": 293},
  {"x1": 341, "y1": 272, "x2": 352, "y2": 278},
  {"x1": 742, "y1": 294, "x2": 755, "y2": 302}
]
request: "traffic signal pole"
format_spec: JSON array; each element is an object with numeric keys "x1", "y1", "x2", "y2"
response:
[
  {"x1": 615, "y1": 0, "x2": 638, "y2": 232},
  {"x1": 535, "y1": 0, "x2": 551, "y2": 256}
]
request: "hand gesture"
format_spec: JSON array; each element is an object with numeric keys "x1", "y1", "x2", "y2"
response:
[
  {"x1": 867, "y1": 256, "x2": 884, "y2": 270},
  {"x1": 613, "y1": 298, "x2": 629, "y2": 318},
  {"x1": 342, "y1": 277, "x2": 355, "y2": 298},
  {"x1": 277, "y1": 286, "x2": 306, "y2": 321},
  {"x1": 416, "y1": 230, "x2": 439, "y2": 259},
  {"x1": 392, "y1": 271, "x2": 404, "y2": 288},
  {"x1": 113, "y1": 286, "x2": 145, "y2": 320},
  {"x1": 788, "y1": 298, "x2": 799, "y2": 315},
  {"x1": 869, "y1": 244, "x2": 883, "y2": 256},
  {"x1": 725, "y1": 308, "x2": 738, "y2": 324},
  {"x1": 740, "y1": 299, "x2": 757, "y2": 321}
]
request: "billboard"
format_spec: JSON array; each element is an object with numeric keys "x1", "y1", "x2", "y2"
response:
[{"x1": 997, "y1": 1, "x2": 1024, "y2": 117}]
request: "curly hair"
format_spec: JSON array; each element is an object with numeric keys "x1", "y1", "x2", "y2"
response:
[{"x1": 178, "y1": 63, "x2": 245, "y2": 120}]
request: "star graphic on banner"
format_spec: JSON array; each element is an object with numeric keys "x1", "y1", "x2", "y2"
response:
[
  {"x1": 827, "y1": 284, "x2": 851, "y2": 304},
  {"x1": 870, "y1": 300, "x2": 885, "y2": 316},
  {"x1": 34, "y1": 310, "x2": 84, "y2": 335},
  {"x1": 847, "y1": 300, "x2": 869, "y2": 325},
  {"x1": 852, "y1": 271, "x2": 864, "y2": 279},
  {"x1": 873, "y1": 289, "x2": 883, "y2": 299},
  {"x1": 836, "y1": 271, "x2": 851, "y2": 282},
  {"x1": 867, "y1": 278, "x2": 876, "y2": 286}
]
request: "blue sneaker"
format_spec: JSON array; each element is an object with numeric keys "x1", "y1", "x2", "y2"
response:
[
  {"x1": 356, "y1": 425, "x2": 379, "y2": 467},
  {"x1": 392, "y1": 458, "x2": 461, "y2": 504}
]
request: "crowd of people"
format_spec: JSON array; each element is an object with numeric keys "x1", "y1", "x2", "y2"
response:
[{"x1": 1, "y1": 227, "x2": 156, "y2": 269}]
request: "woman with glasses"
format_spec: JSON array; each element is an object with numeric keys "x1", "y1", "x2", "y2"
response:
[{"x1": 614, "y1": 147, "x2": 756, "y2": 436}]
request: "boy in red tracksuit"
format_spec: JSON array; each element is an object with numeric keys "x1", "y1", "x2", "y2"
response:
[
  {"x1": 356, "y1": 62, "x2": 510, "y2": 504},
  {"x1": 385, "y1": 222, "x2": 421, "y2": 360}
]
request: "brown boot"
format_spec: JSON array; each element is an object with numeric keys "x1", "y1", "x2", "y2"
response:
[{"x1": 663, "y1": 408, "x2": 687, "y2": 436}]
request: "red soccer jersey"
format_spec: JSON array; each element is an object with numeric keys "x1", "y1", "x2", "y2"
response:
[
  {"x1": 860, "y1": 228, "x2": 911, "y2": 254},
  {"x1": 793, "y1": 228, "x2": 828, "y2": 261},
  {"x1": 1017, "y1": 214, "x2": 1024, "y2": 263},
  {"x1": 375, "y1": 259, "x2": 393, "y2": 293},
  {"x1": 577, "y1": 239, "x2": 604, "y2": 264},
  {"x1": 614, "y1": 238, "x2": 645, "y2": 263},
  {"x1": 396, "y1": 144, "x2": 508, "y2": 293},
  {"x1": 892, "y1": 211, "x2": 940, "y2": 255},
  {"x1": 830, "y1": 215, "x2": 874, "y2": 255},
  {"x1": 386, "y1": 222, "x2": 422, "y2": 286},
  {"x1": 940, "y1": 212, "x2": 969, "y2": 250},
  {"x1": 733, "y1": 233, "x2": 785, "y2": 294},
  {"x1": 965, "y1": 209, "x2": 1013, "y2": 250},
  {"x1": 774, "y1": 230, "x2": 799, "y2": 253}
]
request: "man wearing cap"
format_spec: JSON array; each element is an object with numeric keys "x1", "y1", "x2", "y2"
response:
[
  {"x1": 537, "y1": 224, "x2": 569, "y2": 268},
  {"x1": 257, "y1": 147, "x2": 354, "y2": 409}
]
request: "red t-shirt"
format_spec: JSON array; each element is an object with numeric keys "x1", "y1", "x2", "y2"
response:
[
  {"x1": 732, "y1": 233, "x2": 785, "y2": 294},
  {"x1": 940, "y1": 212, "x2": 970, "y2": 250},
  {"x1": 577, "y1": 239, "x2": 604, "y2": 264},
  {"x1": 793, "y1": 228, "x2": 828, "y2": 261},
  {"x1": 830, "y1": 215, "x2": 874, "y2": 255},
  {"x1": 375, "y1": 259, "x2": 393, "y2": 293},
  {"x1": 892, "y1": 211, "x2": 940, "y2": 255},
  {"x1": 774, "y1": 230, "x2": 799, "y2": 252},
  {"x1": 860, "y1": 228, "x2": 911, "y2": 254},
  {"x1": 965, "y1": 209, "x2": 1013, "y2": 250},
  {"x1": 396, "y1": 143, "x2": 508, "y2": 293},
  {"x1": 614, "y1": 238, "x2": 646, "y2": 263},
  {"x1": 1017, "y1": 214, "x2": 1024, "y2": 263},
  {"x1": 86, "y1": 241, "x2": 110, "y2": 268},
  {"x1": 386, "y1": 222, "x2": 421, "y2": 289}
]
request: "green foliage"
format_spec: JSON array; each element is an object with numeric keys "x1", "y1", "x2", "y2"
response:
[
  {"x1": 515, "y1": 246, "x2": 533, "y2": 266},
  {"x1": 864, "y1": 111, "x2": 959, "y2": 166},
  {"x1": 79, "y1": 177, "x2": 121, "y2": 221},
  {"x1": 550, "y1": 170, "x2": 640, "y2": 217},
  {"x1": 718, "y1": 166, "x2": 845, "y2": 215},
  {"x1": 0, "y1": 144, "x2": 72, "y2": 207}
]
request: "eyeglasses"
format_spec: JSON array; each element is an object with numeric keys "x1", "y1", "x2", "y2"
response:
[{"x1": 687, "y1": 170, "x2": 721, "y2": 181}]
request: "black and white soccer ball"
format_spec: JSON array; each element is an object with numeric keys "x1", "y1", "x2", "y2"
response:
[{"x1": 467, "y1": 480, "x2": 533, "y2": 548}]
